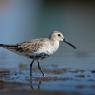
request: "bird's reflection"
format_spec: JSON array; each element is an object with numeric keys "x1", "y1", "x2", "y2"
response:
[{"x1": 30, "y1": 77, "x2": 42, "y2": 90}]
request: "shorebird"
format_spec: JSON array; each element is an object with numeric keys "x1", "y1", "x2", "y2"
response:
[{"x1": 0, "y1": 31, "x2": 76, "y2": 77}]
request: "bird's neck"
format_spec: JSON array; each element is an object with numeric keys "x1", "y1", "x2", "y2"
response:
[
  {"x1": 49, "y1": 37, "x2": 60, "y2": 50},
  {"x1": 51, "y1": 40, "x2": 59, "y2": 45},
  {"x1": 47, "y1": 39, "x2": 59, "y2": 55},
  {"x1": 50, "y1": 39, "x2": 60, "y2": 48}
]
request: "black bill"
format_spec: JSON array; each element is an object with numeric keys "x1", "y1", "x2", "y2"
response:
[{"x1": 63, "y1": 39, "x2": 77, "y2": 49}]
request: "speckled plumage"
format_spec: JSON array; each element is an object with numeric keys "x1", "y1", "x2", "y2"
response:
[
  {"x1": 0, "y1": 31, "x2": 76, "y2": 77},
  {"x1": 0, "y1": 31, "x2": 64, "y2": 60}
]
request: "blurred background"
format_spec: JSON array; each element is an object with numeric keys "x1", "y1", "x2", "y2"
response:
[
  {"x1": 0, "y1": 0, "x2": 95, "y2": 70},
  {"x1": 0, "y1": 1, "x2": 95, "y2": 95}
]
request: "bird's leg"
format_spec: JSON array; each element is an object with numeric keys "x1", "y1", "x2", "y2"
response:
[
  {"x1": 30, "y1": 60, "x2": 34, "y2": 78},
  {"x1": 37, "y1": 60, "x2": 44, "y2": 77},
  {"x1": 38, "y1": 80, "x2": 41, "y2": 90}
]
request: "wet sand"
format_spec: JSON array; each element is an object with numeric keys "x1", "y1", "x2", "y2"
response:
[
  {"x1": 0, "y1": 66, "x2": 95, "y2": 95},
  {"x1": 0, "y1": 80, "x2": 72, "y2": 95}
]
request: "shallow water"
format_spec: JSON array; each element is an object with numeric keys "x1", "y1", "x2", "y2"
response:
[
  {"x1": 0, "y1": 62, "x2": 95, "y2": 95},
  {"x1": 0, "y1": 52, "x2": 95, "y2": 95}
]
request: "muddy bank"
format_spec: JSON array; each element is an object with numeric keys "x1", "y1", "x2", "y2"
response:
[
  {"x1": 0, "y1": 81, "x2": 73, "y2": 95},
  {"x1": 0, "y1": 67, "x2": 95, "y2": 95}
]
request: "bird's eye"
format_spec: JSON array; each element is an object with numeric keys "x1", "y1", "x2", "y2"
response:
[{"x1": 58, "y1": 34, "x2": 61, "y2": 37}]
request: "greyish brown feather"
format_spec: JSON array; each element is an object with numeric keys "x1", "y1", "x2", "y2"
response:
[
  {"x1": 0, "y1": 44, "x2": 18, "y2": 49},
  {"x1": 0, "y1": 39, "x2": 49, "y2": 54},
  {"x1": 17, "y1": 38, "x2": 49, "y2": 53}
]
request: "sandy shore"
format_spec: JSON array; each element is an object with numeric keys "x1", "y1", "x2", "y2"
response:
[
  {"x1": 0, "y1": 80, "x2": 72, "y2": 95},
  {"x1": 0, "y1": 67, "x2": 95, "y2": 95}
]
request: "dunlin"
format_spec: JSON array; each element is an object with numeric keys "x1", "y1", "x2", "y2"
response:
[{"x1": 0, "y1": 31, "x2": 76, "y2": 77}]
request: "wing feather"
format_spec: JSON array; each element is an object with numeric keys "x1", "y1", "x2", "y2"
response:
[{"x1": 17, "y1": 39, "x2": 48, "y2": 53}]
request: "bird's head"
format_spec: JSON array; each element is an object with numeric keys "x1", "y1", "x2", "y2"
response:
[{"x1": 49, "y1": 31, "x2": 77, "y2": 49}]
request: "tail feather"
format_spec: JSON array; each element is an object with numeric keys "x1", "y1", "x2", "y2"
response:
[
  {"x1": 0, "y1": 44, "x2": 8, "y2": 47},
  {"x1": 0, "y1": 44, "x2": 17, "y2": 49}
]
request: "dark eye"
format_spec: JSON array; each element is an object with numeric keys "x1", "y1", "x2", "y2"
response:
[{"x1": 58, "y1": 34, "x2": 61, "y2": 37}]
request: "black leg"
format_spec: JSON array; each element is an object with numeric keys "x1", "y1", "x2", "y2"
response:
[
  {"x1": 38, "y1": 80, "x2": 41, "y2": 90},
  {"x1": 37, "y1": 60, "x2": 44, "y2": 77},
  {"x1": 30, "y1": 78, "x2": 34, "y2": 89},
  {"x1": 30, "y1": 60, "x2": 34, "y2": 78}
]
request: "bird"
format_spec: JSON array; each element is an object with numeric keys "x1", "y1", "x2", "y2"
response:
[{"x1": 0, "y1": 31, "x2": 76, "y2": 78}]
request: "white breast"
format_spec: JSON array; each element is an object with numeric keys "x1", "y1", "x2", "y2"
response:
[
  {"x1": 36, "y1": 41, "x2": 59, "y2": 55},
  {"x1": 48, "y1": 41, "x2": 59, "y2": 55}
]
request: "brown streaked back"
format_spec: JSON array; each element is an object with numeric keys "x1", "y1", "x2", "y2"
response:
[{"x1": 16, "y1": 38, "x2": 49, "y2": 53}]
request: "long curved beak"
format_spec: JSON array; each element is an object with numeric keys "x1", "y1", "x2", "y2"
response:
[{"x1": 63, "y1": 39, "x2": 77, "y2": 49}]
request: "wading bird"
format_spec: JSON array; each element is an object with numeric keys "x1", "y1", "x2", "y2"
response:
[{"x1": 0, "y1": 31, "x2": 76, "y2": 78}]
